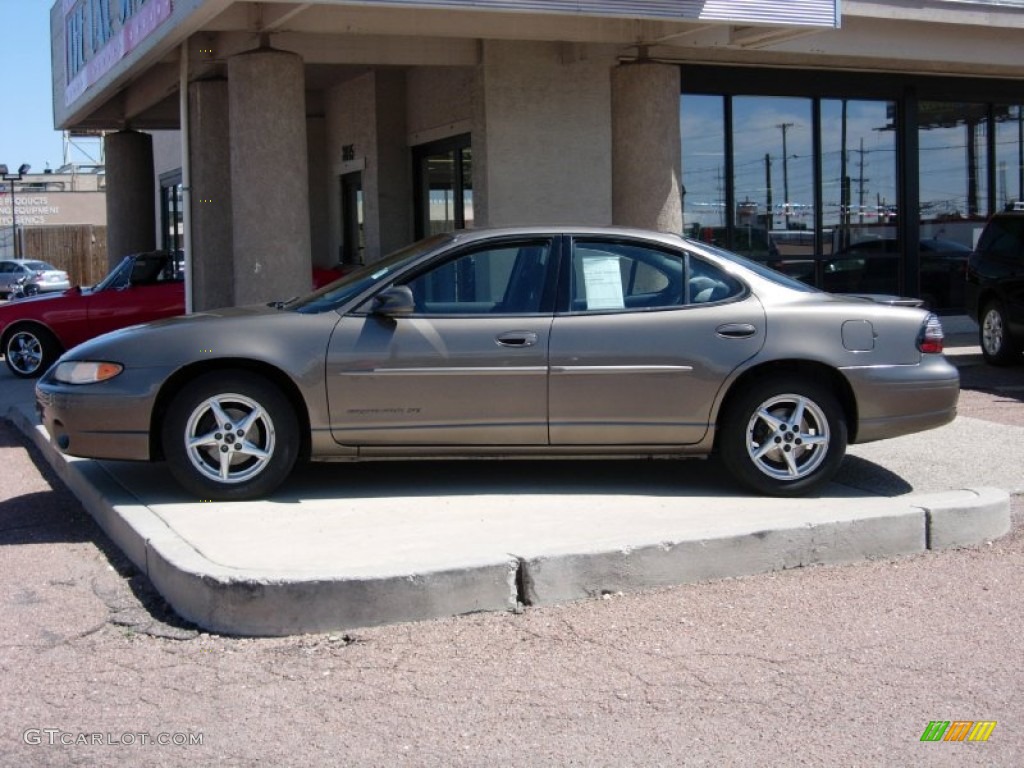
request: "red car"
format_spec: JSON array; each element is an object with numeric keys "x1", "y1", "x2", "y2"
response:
[{"x1": 1, "y1": 251, "x2": 185, "y2": 378}]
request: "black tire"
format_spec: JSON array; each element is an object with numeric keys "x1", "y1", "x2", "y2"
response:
[
  {"x1": 718, "y1": 375, "x2": 848, "y2": 497},
  {"x1": 162, "y1": 371, "x2": 300, "y2": 500},
  {"x1": 4, "y1": 325, "x2": 62, "y2": 379},
  {"x1": 979, "y1": 300, "x2": 1022, "y2": 366}
]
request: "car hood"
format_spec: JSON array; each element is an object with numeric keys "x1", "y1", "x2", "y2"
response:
[
  {"x1": 0, "y1": 287, "x2": 90, "y2": 318},
  {"x1": 58, "y1": 302, "x2": 338, "y2": 369}
]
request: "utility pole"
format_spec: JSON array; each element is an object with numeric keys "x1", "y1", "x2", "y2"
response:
[
  {"x1": 840, "y1": 101, "x2": 848, "y2": 249},
  {"x1": 777, "y1": 122, "x2": 794, "y2": 229},
  {"x1": 855, "y1": 138, "x2": 870, "y2": 224}
]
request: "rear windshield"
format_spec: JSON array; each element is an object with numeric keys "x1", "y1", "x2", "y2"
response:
[
  {"x1": 977, "y1": 214, "x2": 1024, "y2": 261},
  {"x1": 686, "y1": 240, "x2": 820, "y2": 293}
]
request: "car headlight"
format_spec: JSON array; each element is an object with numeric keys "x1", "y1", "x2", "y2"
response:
[{"x1": 52, "y1": 361, "x2": 124, "y2": 384}]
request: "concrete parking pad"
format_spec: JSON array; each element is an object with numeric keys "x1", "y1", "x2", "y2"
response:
[{"x1": 4, "y1": 389, "x2": 1011, "y2": 636}]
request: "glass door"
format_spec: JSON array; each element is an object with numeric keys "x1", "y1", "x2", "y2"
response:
[
  {"x1": 413, "y1": 135, "x2": 472, "y2": 239},
  {"x1": 339, "y1": 171, "x2": 364, "y2": 266}
]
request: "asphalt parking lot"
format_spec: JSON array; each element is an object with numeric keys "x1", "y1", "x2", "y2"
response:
[{"x1": 1, "y1": 328, "x2": 1022, "y2": 764}]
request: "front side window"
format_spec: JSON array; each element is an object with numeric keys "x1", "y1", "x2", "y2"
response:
[{"x1": 403, "y1": 240, "x2": 552, "y2": 315}]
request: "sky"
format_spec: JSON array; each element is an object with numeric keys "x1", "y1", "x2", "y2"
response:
[{"x1": 0, "y1": 0, "x2": 76, "y2": 172}]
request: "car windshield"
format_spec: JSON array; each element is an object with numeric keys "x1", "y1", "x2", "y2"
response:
[
  {"x1": 687, "y1": 239, "x2": 820, "y2": 293},
  {"x1": 288, "y1": 234, "x2": 453, "y2": 314},
  {"x1": 92, "y1": 257, "x2": 134, "y2": 291}
]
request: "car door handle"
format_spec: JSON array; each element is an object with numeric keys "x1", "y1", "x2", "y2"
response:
[
  {"x1": 716, "y1": 323, "x2": 757, "y2": 339},
  {"x1": 496, "y1": 331, "x2": 538, "y2": 347}
]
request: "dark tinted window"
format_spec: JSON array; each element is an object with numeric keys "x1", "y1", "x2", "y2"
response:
[{"x1": 977, "y1": 215, "x2": 1024, "y2": 264}]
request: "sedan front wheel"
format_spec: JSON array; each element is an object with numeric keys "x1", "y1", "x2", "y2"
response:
[
  {"x1": 719, "y1": 376, "x2": 847, "y2": 497},
  {"x1": 163, "y1": 372, "x2": 299, "y2": 500}
]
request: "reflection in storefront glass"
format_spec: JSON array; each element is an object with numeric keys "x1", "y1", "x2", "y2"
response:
[
  {"x1": 820, "y1": 99, "x2": 899, "y2": 297},
  {"x1": 680, "y1": 89, "x2": 1018, "y2": 311},
  {"x1": 996, "y1": 104, "x2": 1024, "y2": 212},
  {"x1": 733, "y1": 96, "x2": 814, "y2": 239},
  {"x1": 919, "y1": 102, "x2": 989, "y2": 229},
  {"x1": 918, "y1": 102, "x2": 990, "y2": 309},
  {"x1": 680, "y1": 94, "x2": 725, "y2": 234}
]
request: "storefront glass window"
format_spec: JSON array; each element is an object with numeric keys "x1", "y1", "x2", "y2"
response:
[
  {"x1": 733, "y1": 96, "x2": 814, "y2": 242},
  {"x1": 680, "y1": 94, "x2": 726, "y2": 235},
  {"x1": 681, "y1": 70, "x2": 1017, "y2": 312},
  {"x1": 995, "y1": 104, "x2": 1024, "y2": 212},
  {"x1": 159, "y1": 178, "x2": 183, "y2": 253},
  {"x1": 918, "y1": 102, "x2": 990, "y2": 229},
  {"x1": 918, "y1": 102, "x2": 990, "y2": 308},
  {"x1": 820, "y1": 99, "x2": 899, "y2": 296}
]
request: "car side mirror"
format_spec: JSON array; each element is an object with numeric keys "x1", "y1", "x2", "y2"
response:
[{"x1": 372, "y1": 285, "x2": 416, "y2": 316}]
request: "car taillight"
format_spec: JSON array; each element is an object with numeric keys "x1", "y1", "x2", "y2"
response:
[{"x1": 917, "y1": 312, "x2": 944, "y2": 354}]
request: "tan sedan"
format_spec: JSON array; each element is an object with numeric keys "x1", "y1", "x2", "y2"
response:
[{"x1": 36, "y1": 227, "x2": 959, "y2": 500}]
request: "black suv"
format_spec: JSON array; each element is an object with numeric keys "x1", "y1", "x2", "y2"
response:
[{"x1": 966, "y1": 210, "x2": 1024, "y2": 365}]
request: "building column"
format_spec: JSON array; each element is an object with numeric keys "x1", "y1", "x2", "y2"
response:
[
  {"x1": 189, "y1": 78, "x2": 234, "y2": 311},
  {"x1": 374, "y1": 70, "x2": 412, "y2": 257},
  {"x1": 228, "y1": 47, "x2": 311, "y2": 305},
  {"x1": 611, "y1": 62, "x2": 682, "y2": 232},
  {"x1": 104, "y1": 130, "x2": 156, "y2": 267}
]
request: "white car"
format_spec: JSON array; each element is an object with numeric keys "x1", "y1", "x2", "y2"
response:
[{"x1": 0, "y1": 259, "x2": 71, "y2": 299}]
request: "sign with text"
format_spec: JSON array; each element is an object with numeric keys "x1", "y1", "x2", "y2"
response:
[{"x1": 64, "y1": 0, "x2": 173, "y2": 107}]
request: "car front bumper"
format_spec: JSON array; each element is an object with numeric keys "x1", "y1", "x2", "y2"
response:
[
  {"x1": 35, "y1": 367, "x2": 169, "y2": 462},
  {"x1": 842, "y1": 354, "x2": 960, "y2": 444}
]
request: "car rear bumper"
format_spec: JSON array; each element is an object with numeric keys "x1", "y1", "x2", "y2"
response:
[
  {"x1": 35, "y1": 370, "x2": 164, "y2": 461},
  {"x1": 841, "y1": 354, "x2": 959, "y2": 444},
  {"x1": 35, "y1": 281, "x2": 71, "y2": 293}
]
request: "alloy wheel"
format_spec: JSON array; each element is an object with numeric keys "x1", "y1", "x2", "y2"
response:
[
  {"x1": 6, "y1": 331, "x2": 44, "y2": 376},
  {"x1": 183, "y1": 393, "x2": 277, "y2": 484},
  {"x1": 744, "y1": 393, "x2": 831, "y2": 481}
]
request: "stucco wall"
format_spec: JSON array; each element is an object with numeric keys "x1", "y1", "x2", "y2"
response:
[
  {"x1": 325, "y1": 72, "x2": 378, "y2": 259},
  {"x1": 407, "y1": 67, "x2": 476, "y2": 144},
  {"x1": 478, "y1": 40, "x2": 616, "y2": 227}
]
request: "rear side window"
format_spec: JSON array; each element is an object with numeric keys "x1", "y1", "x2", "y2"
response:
[
  {"x1": 568, "y1": 239, "x2": 743, "y2": 312},
  {"x1": 977, "y1": 215, "x2": 1024, "y2": 264}
]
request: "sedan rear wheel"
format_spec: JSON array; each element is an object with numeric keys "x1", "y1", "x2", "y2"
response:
[
  {"x1": 719, "y1": 376, "x2": 847, "y2": 497},
  {"x1": 980, "y1": 301, "x2": 1022, "y2": 366},
  {"x1": 5, "y1": 326, "x2": 61, "y2": 379},
  {"x1": 163, "y1": 372, "x2": 299, "y2": 500}
]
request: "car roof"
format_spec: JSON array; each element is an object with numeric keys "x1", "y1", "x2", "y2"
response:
[{"x1": 445, "y1": 225, "x2": 687, "y2": 243}]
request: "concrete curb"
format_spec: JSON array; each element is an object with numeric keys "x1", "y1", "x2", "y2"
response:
[{"x1": 7, "y1": 402, "x2": 1013, "y2": 637}]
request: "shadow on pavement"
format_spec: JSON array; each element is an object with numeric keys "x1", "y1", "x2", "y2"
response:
[{"x1": 112, "y1": 452, "x2": 913, "y2": 506}]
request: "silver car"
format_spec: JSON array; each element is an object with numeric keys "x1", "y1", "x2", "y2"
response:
[
  {"x1": 36, "y1": 227, "x2": 959, "y2": 500},
  {"x1": 0, "y1": 259, "x2": 71, "y2": 298}
]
